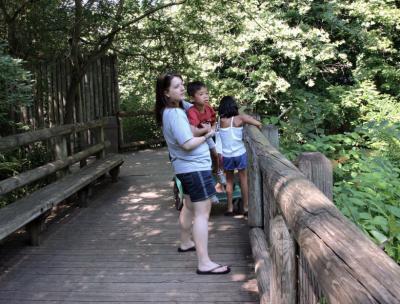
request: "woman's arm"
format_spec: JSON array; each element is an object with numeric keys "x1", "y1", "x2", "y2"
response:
[
  {"x1": 190, "y1": 123, "x2": 211, "y2": 136},
  {"x1": 181, "y1": 129, "x2": 215, "y2": 151},
  {"x1": 240, "y1": 114, "x2": 262, "y2": 129}
]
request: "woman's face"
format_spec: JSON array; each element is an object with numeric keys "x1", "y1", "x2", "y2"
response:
[{"x1": 165, "y1": 76, "x2": 185, "y2": 103}]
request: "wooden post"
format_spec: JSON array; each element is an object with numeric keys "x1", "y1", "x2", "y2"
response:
[
  {"x1": 245, "y1": 133, "x2": 263, "y2": 227},
  {"x1": 104, "y1": 116, "x2": 119, "y2": 153},
  {"x1": 270, "y1": 215, "x2": 296, "y2": 304},
  {"x1": 249, "y1": 228, "x2": 271, "y2": 304},
  {"x1": 297, "y1": 152, "x2": 333, "y2": 200},
  {"x1": 78, "y1": 186, "x2": 90, "y2": 208},
  {"x1": 54, "y1": 135, "x2": 69, "y2": 178},
  {"x1": 261, "y1": 125, "x2": 279, "y2": 149},
  {"x1": 26, "y1": 213, "x2": 48, "y2": 246},
  {"x1": 95, "y1": 125, "x2": 106, "y2": 159},
  {"x1": 117, "y1": 116, "x2": 124, "y2": 150},
  {"x1": 296, "y1": 151, "x2": 333, "y2": 303},
  {"x1": 110, "y1": 165, "x2": 120, "y2": 183},
  {"x1": 260, "y1": 125, "x2": 279, "y2": 243}
]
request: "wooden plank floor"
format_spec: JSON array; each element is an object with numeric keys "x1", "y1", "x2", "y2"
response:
[{"x1": 0, "y1": 148, "x2": 259, "y2": 303}]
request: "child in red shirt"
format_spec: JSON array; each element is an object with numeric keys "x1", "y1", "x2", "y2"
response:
[{"x1": 187, "y1": 81, "x2": 225, "y2": 187}]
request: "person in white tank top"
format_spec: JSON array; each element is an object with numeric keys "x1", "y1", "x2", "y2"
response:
[{"x1": 218, "y1": 96, "x2": 262, "y2": 216}]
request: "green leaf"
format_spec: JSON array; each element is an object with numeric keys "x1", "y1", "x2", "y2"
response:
[{"x1": 369, "y1": 230, "x2": 388, "y2": 245}]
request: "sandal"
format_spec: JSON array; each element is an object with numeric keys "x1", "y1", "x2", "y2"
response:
[
  {"x1": 196, "y1": 265, "x2": 231, "y2": 275},
  {"x1": 177, "y1": 246, "x2": 196, "y2": 252}
]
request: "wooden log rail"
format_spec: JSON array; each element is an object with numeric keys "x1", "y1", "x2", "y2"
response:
[
  {"x1": 0, "y1": 117, "x2": 123, "y2": 245},
  {"x1": 244, "y1": 124, "x2": 400, "y2": 304}
]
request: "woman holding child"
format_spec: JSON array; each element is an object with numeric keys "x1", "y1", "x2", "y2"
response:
[{"x1": 154, "y1": 72, "x2": 230, "y2": 275}]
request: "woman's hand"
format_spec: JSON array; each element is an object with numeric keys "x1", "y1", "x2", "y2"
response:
[{"x1": 181, "y1": 129, "x2": 214, "y2": 151}]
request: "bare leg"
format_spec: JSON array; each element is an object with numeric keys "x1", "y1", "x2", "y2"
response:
[
  {"x1": 225, "y1": 170, "x2": 235, "y2": 213},
  {"x1": 192, "y1": 198, "x2": 229, "y2": 273},
  {"x1": 210, "y1": 148, "x2": 219, "y2": 174},
  {"x1": 238, "y1": 169, "x2": 248, "y2": 212},
  {"x1": 179, "y1": 195, "x2": 195, "y2": 249}
]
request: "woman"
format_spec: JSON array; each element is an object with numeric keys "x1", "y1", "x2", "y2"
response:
[{"x1": 155, "y1": 73, "x2": 230, "y2": 275}]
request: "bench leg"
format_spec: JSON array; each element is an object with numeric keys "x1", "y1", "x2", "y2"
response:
[
  {"x1": 78, "y1": 187, "x2": 90, "y2": 208},
  {"x1": 109, "y1": 165, "x2": 120, "y2": 183},
  {"x1": 26, "y1": 213, "x2": 47, "y2": 246}
]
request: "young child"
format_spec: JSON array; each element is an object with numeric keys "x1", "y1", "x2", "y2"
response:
[
  {"x1": 186, "y1": 81, "x2": 225, "y2": 187},
  {"x1": 218, "y1": 96, "x2": 262, "y2": 216}
]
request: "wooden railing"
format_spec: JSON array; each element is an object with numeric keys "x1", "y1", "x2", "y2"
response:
[
  {"x1": 244, "y1": 124, "x2": 400, "y2": 304},
  {"x1": 0, "y1": 118, "x2": 123, "y2": 245},
  {"x1": 117, "y1": 110, "x2": 164, "y2": 150}
]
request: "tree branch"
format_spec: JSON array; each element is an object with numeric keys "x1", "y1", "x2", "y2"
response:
[
  {"x1": 0, "y1": 0, "x2": 10, "y2": 20},
  {"x1": 95, "y1": 0, "x2": 186, "y2": 48},
  {"x1": 11, "y1": 0, "x2": 36, "y2": 21}
]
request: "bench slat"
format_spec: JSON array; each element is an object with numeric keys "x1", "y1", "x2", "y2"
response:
[{"x1": 0, "y1": 154, "x2": 123, "y2": 241}]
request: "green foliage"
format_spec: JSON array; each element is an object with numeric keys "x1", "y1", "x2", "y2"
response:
[
  {"x1": 0, "y1": 43, "x2": 32, "y2": 135},
  {"x1": 335, "y1": 156, "x2": 400, "y2": 262},
  {"x1": 0, "y1": 142, "x2": 53, "y2": 207},
  {"x1": 280, "y1": 120, "x2": 400, "y2": 262}
]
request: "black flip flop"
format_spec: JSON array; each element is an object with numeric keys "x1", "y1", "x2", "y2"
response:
[
  {"x1": 177, "y1": 246, "x2": 196, "y2": 252},
  {"x1": 196, "y1": 265, "x2": 231, "y2": 275}
]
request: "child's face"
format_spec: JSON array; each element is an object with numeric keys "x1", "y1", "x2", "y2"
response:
[{"x1": 191, "y1": 87, "x2": 209, "y2": 106}]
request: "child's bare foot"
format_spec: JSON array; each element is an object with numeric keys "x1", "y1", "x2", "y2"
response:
[{"x1": 215, "y1": 182, "x2": 225, "y2": 193}]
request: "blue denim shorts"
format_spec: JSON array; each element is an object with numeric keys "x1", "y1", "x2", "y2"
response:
[
  {"x1": 176, "y1": 170, "x2": 216, "y2": 203},
  {"x1": 223, "y1": 153, "x2": 247, "y2": 171}
]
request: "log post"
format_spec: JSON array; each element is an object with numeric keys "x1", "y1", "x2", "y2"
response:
[
  {"x1": 245, "y1": 133, "x2": 263, "y2": 227},
  {"x1": 249, "y1": 228, "x2": 271, "y2": 304},
  {"x1": 270, "y1": 215, "x2": 296, "y2": 304},
  {"x1": 296, "y1": 152, "x2": 333, "y2": 200},
  {"x1": 261, "y1": 125, "x2": 279, "y2": 149},
  {"x1": 260, "y1": 125, "x2": 279, "y2": 243},
  {"x1": 296, "y1": 152, "x2": 333, "y2": 303}
]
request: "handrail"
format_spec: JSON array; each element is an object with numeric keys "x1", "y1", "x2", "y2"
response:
[
  {"x1": 245, "y1": 124, "x2": 400, "y2": 303},
  {"x1": 0, "y1": 141, "x2": 110, "y2": 195},
  {"x1": 0, "y1": 118, "x2": 108, "y2": 152}
]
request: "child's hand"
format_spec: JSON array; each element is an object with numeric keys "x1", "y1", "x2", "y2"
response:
[
  {"x1": 199, "y1": 122, "x2": 212, "y2": 133},
  {"x1": 205, "y1": 129, "x2": 215, "y2": 139}
]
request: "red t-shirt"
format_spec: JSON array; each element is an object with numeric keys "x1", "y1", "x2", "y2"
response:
[{"x1": 187, "y1": 103, "x2": 216, "y2": 127}]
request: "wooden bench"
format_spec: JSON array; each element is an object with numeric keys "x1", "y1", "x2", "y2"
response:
[{"x1": 0, "y1": 118, "x2": 123, "y2": 245}]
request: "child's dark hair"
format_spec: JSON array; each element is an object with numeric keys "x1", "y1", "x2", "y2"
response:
[
  {"x1": 187, "y1": 81, "x2": 206, "y2": 97},
  {"x1": 218, "y1": 96, "x2": 239, "y2": 118}
]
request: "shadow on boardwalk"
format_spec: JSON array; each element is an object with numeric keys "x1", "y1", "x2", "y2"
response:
[{"x1": 0, "y1": 148, "x2": 258, "y2": 303}]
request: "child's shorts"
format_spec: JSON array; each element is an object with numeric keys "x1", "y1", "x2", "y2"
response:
[
  {"x1": 223, "y1": 153, "x2": 247, "y2": 171},
  {"x1": 176, "y1": 170, "x2": 216, "y2": 203}
]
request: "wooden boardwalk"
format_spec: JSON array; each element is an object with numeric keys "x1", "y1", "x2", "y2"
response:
[{"x1": 0, "y1": 148, "x2": 258, "y2": 303}]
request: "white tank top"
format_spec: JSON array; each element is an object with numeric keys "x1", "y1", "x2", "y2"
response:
[{"x1": 219, "y1": 117, "x2": 246, "y2": 157}]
